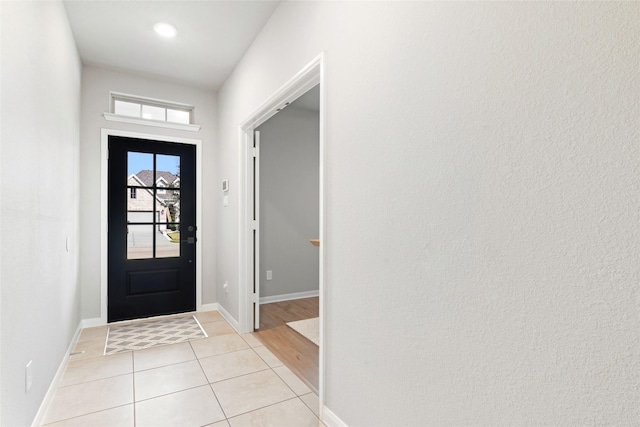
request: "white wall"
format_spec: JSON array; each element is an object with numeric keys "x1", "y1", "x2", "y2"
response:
[
  {"x1": 217, "y1": 2, "x2": 640, "y2": 425},
  {"x1": 257, "y1": 99, "x2": 320, "y2": 299},
  {"x1": 0, "y1": 1, "x2": 82, "y2": 425},
  {"x1": 79, "y1": 67, "x2": 218, "y2": 319}
]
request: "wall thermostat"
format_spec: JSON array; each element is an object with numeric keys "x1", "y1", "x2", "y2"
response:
[{"x1": 222, "y1": 179, "x2": 229, "y2": 192}]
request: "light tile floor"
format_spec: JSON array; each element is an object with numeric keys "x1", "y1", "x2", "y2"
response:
[{"x1": 42, "y1": 311, "x2": 325, "y2": 427}]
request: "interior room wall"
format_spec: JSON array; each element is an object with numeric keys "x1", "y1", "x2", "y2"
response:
[
  {"x1": 217, "y1": 2, "x2": 639, "y2": 425},
  {"x1": 256, "y1": 93, "x2": 320, "y2": 300},
  {"x1": 79, "y1": 67, "x2": 218, "y2": 320},
  {"x1": 0, "y1": 1, "x2": 82, "y2": 425}
]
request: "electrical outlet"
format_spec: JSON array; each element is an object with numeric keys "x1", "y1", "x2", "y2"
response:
[
  {"x1": 266, "y1": 270, "x2": 272, "y2": 280},
  {"x1": 223, "y1": 281, "x2": 228, "y2": 294},
  {"x1": 25, "y1": 361, "x2": 33, "y2": 393}
]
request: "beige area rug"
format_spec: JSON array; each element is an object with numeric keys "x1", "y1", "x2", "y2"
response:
[
  {"x1": 105, "y1": 315, "x2": 207, "y2": 355},
  {"x1": 286, "y1": 317, "x2": 319, "y2": 346}
]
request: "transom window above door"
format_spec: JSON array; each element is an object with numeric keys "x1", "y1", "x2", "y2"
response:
[
  {"x1": 104, "y1": 92, "x2": 201, "y2": 132},
  {"x1": 112, "y1": 93, "x2": 192, "y2": 124}
]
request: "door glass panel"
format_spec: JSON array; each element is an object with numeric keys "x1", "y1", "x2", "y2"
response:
[
  {"x1": 128, "y1": 152, "x2": 153, "y2": 181},
  {"x1": 127, "y1": 191, "x2": 154, "y2": 222},
  {"x1": 167, "y1": 193, "x2": 180, "y2": 225},
  {"x1": 127, "y1": 151, "x2": 155, "y2": 259},
  {"x1": 156, "y1": 154, "x2": 180, "y2": 189},
  {"x1": 127, "y1": 225, "x2": 154, "y2": 259},
  {"x1": 159, "y1": 195, "x2": 180, "y2": 259},
  {"x1": 123, "y1": 152, "x2": 184, "y2": 260},
  {"x1": 157, "y1": 226, "x2": 180, "y2": 258}
]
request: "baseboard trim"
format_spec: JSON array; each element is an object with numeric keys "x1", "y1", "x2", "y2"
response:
[
  {"x1": 31, "y1": 322, "x2": 83, "y2": 427},
  {"x1": 81, "y1": 317, "x2": 104, "y2": 328},
  {"x1": 322, "y1": 406, "x2": 349, "y2": 427},
  {"x1": 217, "y1": 304, "x2": 240, "y2": 332},
  {"x1": 259, "y1": 290, "x2": 319, "y2": 304},
  {"x1": 200, "y1": 303, "x2": 219, "y2": 312}
]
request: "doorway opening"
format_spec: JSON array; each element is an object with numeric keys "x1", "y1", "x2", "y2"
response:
[
  {"x1": 253, "y1": 85, "x2": 320, "y2": 392},
  {"x1": 107, "y1": 136, "x2": 196, "y2": 322},
  {"x1": 238, "y1": 53, "x2": 325, "y2": 409},
  {"x1": 100, "y1": 129, "x2": 203, "y2": 325}
]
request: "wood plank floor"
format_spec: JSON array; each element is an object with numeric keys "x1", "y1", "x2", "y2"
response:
[{"x1": 254, "y1": 297, "x2": 319, "y2": 393}]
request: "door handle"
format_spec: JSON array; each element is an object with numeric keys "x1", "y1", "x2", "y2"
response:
[{"x1": 181, "y1": 237, "x2": 196, "y2": 244}]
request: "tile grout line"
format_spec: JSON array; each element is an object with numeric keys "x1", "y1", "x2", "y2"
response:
[
  {"x1": 191, "y1": 338, "x2": 253, "y2": 359},
  {"x1": 192, "y1": 335, "x2": 298, "y2": 422},
  {"x1": 196, "y1": 347, "x2": 261, "y2": 364},
  {"x1": 208, "y1": 346, "x2": 299, "y2": 420},
  {"x1": 133, "y1": 360, "x2": 198, "y2": 373},
  {"x1": 132, "y1": 351, "x2": 137, "y2": 427},
  {"x1": 40, "y1": 403, "x2": 133, "y2": 426},
  {"x1": 131, "y1": 345, "x2": 272, "y2": 401},
  {"x1": 226, "y1": 396, "x2": 319, "y2": 423},
  {"x1": 207, "y1": 367, "x2": 272, "y2": 386},
  {"x1": 55, "y1": 371, "x2": 132, "y2": 389},
  {"x1": 250, "y1": 346, "x2": 284, "y2": 369},
  {"x1": 134, "y1": 356, "x2": 199, "y2": 373},
  {"x1": 270, "y1": 365, "x2": 312, "y2": 397},
  {"x1": 132, "y1": 383, "x2": 218, "y2": 404},
  {"x1": 298, "y1": 392, "x2": 321, "y2": 419},
  {"x1": 191, "y1": 340, "x2": 231, "y2": 423},
  {"x1": 130, "y1": 359, "x2": 211, "y2": 403},
  {"x1": 233, "y1": 338, "x2": 321, "y2": 421}
]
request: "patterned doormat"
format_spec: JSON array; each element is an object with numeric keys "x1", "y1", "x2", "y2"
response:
[{"x1": 105, "y1": 315, "x2": 207, "y2": 355}]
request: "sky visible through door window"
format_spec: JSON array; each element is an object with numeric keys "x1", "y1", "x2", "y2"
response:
[{"x1": 128, "y1": 152, "x2": 179, "y2": 176}]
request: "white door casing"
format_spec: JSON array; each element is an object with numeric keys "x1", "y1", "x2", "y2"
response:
[
  {"x1": 253, "y1": 130, "x2": 260, "y2": 330},
  {"x1": 237, "y1": 52, "x2": 325, "y2": 417},
  {"x1": 99, "y1": 128, "x2": 203, "y2": 326}
]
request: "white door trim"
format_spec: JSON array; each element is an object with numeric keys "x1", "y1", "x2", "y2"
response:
[
  {"x1": 253, "y1": 130, "x2": 261, "y2": 330},
  {"x1": 100, "y1": 128, "x2": 203, "y2": 325},
  {"x1": 237, "y1": 52, "x2": 326, "y2": 417}
]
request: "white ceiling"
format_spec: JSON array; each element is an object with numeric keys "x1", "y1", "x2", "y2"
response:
[{"x1": 63, "y1": 1, "x2": 282, "y2": 90}]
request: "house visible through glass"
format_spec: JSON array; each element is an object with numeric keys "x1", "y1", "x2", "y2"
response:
[{"x1": 127, "y1": 151, "x2": 181, "y2": 259}]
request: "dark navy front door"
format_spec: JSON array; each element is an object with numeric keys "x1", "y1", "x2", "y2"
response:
[{"x1": 108, "y1": 136, "x2": 196, "y2": 322}]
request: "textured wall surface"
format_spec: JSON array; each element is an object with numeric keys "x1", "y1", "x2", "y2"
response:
[
  {"x1": 79, "y1": 67, "x2": 218, "y2": 318},
  {"x1": 217, "y1": 2, "x2": 639, "y2": 425},
  {"x1": 257, "y1": 103, "x2": 320, "y2": 298},
  {"x1": 0, "y1": 2, "x2": 82, "y2": 424}
]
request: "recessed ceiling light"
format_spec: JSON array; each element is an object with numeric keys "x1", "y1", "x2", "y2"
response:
[{"x1": 154, "y1": 22, "x2": 177, "y2": 38}]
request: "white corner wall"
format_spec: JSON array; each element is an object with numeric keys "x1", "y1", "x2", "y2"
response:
[
  {"x1": 0, "y1": 1, "x2": 82, "y2": 425},
  {"x1": 257, "y1": 104, "x2": 320, "y2": 299},
  {"x1": 217, "y1": 2, "x2": 639, "y2": 425},
  {"x1": 79, "y1": 67, "x2": 218, "y2": 320}
]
